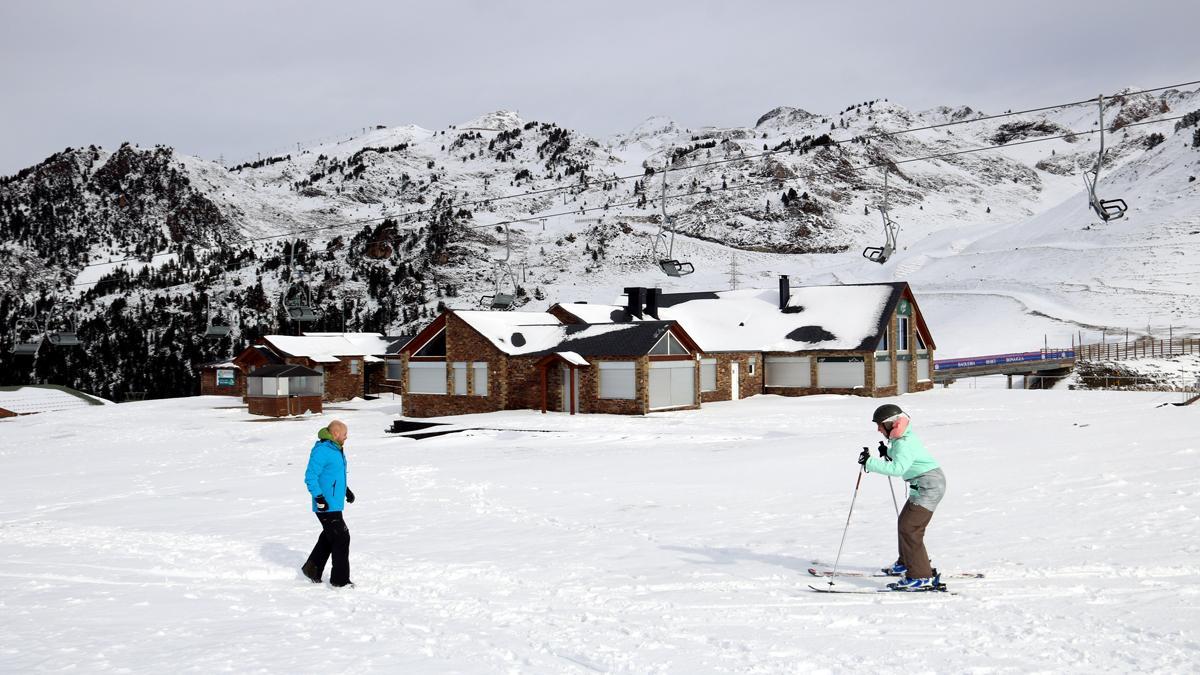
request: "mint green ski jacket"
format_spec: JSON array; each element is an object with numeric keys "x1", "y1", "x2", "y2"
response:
[{"x1": 864, "y1": 428, "x2": 939, "y2": 481}]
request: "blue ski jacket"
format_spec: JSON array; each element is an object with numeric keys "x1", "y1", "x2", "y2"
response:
[{"x1": 304, "y1": 430, "x2": 347, "y2": 512}]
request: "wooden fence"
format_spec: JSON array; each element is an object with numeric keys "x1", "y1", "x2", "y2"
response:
[{"x1": 1076, "y1": 337, "x2": 1200, "y2": 362}]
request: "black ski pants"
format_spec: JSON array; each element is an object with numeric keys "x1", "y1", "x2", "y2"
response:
[{"x1": 304, "y1": 511, "x2": 351, "y2": 585}]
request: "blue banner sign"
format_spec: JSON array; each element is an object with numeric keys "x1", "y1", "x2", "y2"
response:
[{"x1": 934, "y1": 350, "x2": 1075, "y2": 371}]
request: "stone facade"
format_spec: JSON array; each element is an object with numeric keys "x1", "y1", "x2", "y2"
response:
[
  {"x1": 401, "y1": 313, "x2": 511, "y2": 418},
  {"x1": 700, "y1": 352, "x2": 764, "y2": 403}
]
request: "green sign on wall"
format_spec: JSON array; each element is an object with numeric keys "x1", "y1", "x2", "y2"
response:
[{"x1": 897, "y1": 299, "x2": 911, "y2": 316}]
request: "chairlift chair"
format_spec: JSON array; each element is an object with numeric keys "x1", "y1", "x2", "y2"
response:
[
  {"x1": 203, "y1": 293, "x2": 234, "y2": 339},
  {"x1": 863, "y1": 168, "x2": 900, "y2": 264},
  {"x1": 480, "y1": 267, "x2": 518, "y2": 310},
  {"x1": 204, "y1": 321, "x2": 233, "y2": 340},
  {"x1": 653, "y1": 153, "x2": 695, "y2": 277},
  {"x1": 11, "y1": 317, "x2": 44, "y2": 356},
  {"x1": 284, "y1": 286, "x2": 322, "y2": 323},
  {"x1": 659, "y1": 259, "x2": 696, "y2": 277},
  {"x1": 47, "y1": 330, "x2": 81, "y2": 347},
  {"x1": 46, "y1": 306, "x2": 81, "y2": 347},
  {"x1": 1082, "y1": 95, "x2": 1128, "y2": 222},
  {"x1": 282, "y1": 248, "x2": 323, "y2": 324}
]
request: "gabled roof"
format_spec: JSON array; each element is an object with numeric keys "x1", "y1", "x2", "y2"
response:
[
  {"x1": 407, "y1": 309, "x2": 702, "y2": 358},
  {"x1": 531, "y1": 322, "x2": 682, "y2": 357},
  {"x1": 247, "y1": 364, "x2": 324, "y2": 378},
  {"x1": 384, "y1": 335, "x2": 415, "y2": 355},
  {"x1": 452, "y1": 310, "x2": 568, "y2": 356},
  {"x1": 263, "y1": 333, "x2": 392, "y2": 360},
  {"x1": 554, "y1": 282, "x2": 927, "y2": 353}
]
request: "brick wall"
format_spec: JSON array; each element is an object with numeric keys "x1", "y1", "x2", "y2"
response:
[
  {"x1": 401, "y1": 312, "x2": 510, "y2": 418},
  {"x1": 700, "y1": 352, "x2": 762, "y2": 403},
  {"x1": 248, "y1": 395, "x2": 322, "y2": 417},
  {"x1": 199, "y1": 368, "x2": 244, "y2": 397}
]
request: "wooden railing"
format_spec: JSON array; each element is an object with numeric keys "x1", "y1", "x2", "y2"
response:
[{"x1": 1076, "y1": 337, "x2": 1200, "y2": 362}]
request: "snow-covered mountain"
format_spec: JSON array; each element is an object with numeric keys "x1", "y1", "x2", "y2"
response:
[{"x1": 2, "y1": 87, "x2": 1199, "y2": 397}]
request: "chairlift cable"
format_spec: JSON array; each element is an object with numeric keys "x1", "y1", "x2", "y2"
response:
[
  {"x1": 63, "y1": 79, "x2": 1200, "y2": 278},
  {"x1": 64, "y1": 112, "x2": 1190, "y2": 290}
]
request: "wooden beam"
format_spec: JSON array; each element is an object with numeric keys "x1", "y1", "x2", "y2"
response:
[{"x1": 569, "y1": 366, "x2": 576, "y2": 415}]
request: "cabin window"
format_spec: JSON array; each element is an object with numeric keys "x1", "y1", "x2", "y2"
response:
[
  {"x1": 386, "y1": 360, "x2": 404, "y2": 381},
  {"x1": 349, "y1": 359, "x2": 360, "y2": 375},
  {"x1": 765, "y1": 356, "x2": 811, "y2": 387},
  {"x1": 649, "y1": 332, "x2": 688, "y2": 356},
  {"x1": 878, "y1": 331, "x2": 888, "y2": 352},
  {"x1": 414, "y1": 329, "x2": 447, "y2": 357},
  {"x1": 598, "y1": 361, "x2": 636, "y2": 400},
  {"x1": 897, "y1": 316, "x2": 910, "y2": 352},
  {"x1": 748, "y1": 356, "x2": 756, "y2": 375},
  {"x1": 700, "y1": 358, "x2": 717, "y2": 392},
  {"x1": 472, "y1": 362, "x2": 488, "y2": 396},
  {"x1": 408, "y1": 362, "x2": 448, "y2": 394},
  {"x1": 916, "y1": 332, "x2": 927, "y2": 351},
  {"x1": 817, "y1": 357, "x2": 866, "y2": 389}
]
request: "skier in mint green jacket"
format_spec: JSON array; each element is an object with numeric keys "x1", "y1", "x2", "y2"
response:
[{"x1": 857, "y1": 403, "x2": 946, "y2": 591}]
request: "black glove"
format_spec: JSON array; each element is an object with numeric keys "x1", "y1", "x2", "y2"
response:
[
  {"x1": 315, "y1": 495, "x2": 329, "y2": 512},
  {"x1": 877, "y1": 441, "x2": 891, "y2": 460},
  {"x1": 345, "y1": 488, "x2": 355, "y2": 504},
  {"x1": 858, "y1": 448, "x2": 870, "y2": 469}
]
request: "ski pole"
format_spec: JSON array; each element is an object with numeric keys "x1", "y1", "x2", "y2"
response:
[
  {"x1": 888, "y1": 477, "x2": 900, "y2": 516},
  {"x1": 829, "y1": 467, "x2": 865, "y2": 586}
]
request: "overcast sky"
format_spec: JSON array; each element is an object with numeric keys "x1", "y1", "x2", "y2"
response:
[{"x1": 2, "y1": 0, "x2": 1197, "y2": 174}]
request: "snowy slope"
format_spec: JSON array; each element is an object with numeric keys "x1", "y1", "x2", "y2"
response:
[{"x1": 1, "y1": 391, "x2": 1197, "y2": 672}]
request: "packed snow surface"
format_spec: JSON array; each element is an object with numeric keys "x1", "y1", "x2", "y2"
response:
[{"x1": 1, "y1": 390, "x2": 1197, "y2": 672}]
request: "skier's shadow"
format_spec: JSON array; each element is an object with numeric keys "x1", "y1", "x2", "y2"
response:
[
  {"x1": 660, "y1": 545, "x2": 810, "y2": 573},
  {"x1": 260, "y1": 542, "x2": 307, "y2": 569}
]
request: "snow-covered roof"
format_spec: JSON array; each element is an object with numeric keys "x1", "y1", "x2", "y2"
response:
[
  {"x1": 264, "y1": 333, "x2": 392, "y2": 359},
  {"x1": 555, "y1": 351, "x2": 589, "y2": 367},
  {"x1": 0, "y1": 386, "x2": 108, "y2": 415},
  {"x1": 557, "y1": 283, "x2": 902, "y2": 352},
  {"x1": 453, "y1": 310, "x2": 567, "y2": 356}
]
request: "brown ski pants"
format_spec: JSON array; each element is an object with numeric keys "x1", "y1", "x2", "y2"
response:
[{"x1": 897, "y1": 501, "x2": 934, "y2": 579}]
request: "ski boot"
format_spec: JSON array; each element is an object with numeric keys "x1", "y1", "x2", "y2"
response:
[
  {"x1": 888, "y1": 569, "x2": 945, "y2": 592},
  {"x1": 881, "y1": 560, "x2": 907, "y2": 577}
]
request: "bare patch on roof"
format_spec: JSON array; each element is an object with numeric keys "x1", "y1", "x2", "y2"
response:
[
  {"x1": 511, "y1": 332, "x2": 527, "y2": 348},
  {"x1": 787, "y1": 325, "x2": 837, "y2": 343}
]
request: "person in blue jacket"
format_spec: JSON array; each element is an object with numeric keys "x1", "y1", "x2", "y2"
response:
[{"x1": 301, "y1": 419, "x2": 355, "y2": 587}]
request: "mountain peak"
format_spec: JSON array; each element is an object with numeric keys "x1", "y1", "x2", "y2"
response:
[
  {"x1": 459, "y1": 110, "x2": 525, "y2": 131},
  {"x1": 754, "y1": 106, "x2": 816, "y2": 129}
]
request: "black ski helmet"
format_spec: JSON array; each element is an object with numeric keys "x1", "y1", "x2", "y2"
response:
[{"x1": 872, "y1": 403, "x2": 904, "y2": 424}]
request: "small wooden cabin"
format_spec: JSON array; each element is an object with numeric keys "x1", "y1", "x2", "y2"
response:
[{"x1": 245, "y1": 364, "x2": 325, "y2": 417}]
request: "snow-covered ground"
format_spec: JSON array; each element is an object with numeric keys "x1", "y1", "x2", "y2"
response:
[{"x1": 2, "y1": 390, "x2": 1198, "y2": 672}]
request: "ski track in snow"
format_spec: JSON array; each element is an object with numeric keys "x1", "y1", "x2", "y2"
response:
[{"x1": 1, "y1": 392, "x2": 1199, "y2": 672}]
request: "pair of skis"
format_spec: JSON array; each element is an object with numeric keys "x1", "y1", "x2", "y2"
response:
[{"x1": 805, "y1": 567, "x2": 984, "y2": 595}]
